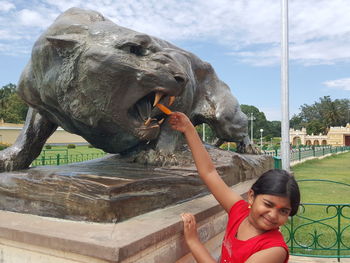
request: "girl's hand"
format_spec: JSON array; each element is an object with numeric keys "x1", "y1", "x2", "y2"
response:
[
  {"x1": 168, "y1": 112, "x2": 193, "y2": 134},
  {"x1": 181, "y1": 213, "x2": 217, "y2": 263},
  {"x1": 181, "y1": 213, "x2": 200, "y2": 244}
]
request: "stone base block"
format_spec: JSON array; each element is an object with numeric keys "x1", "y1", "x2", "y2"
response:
[
  {"x1": 0, "y1": 180, "x2": 255, "y2": 263},
  {"x1": 0, "y1": 151, "x2": 272, "y2": 222}
]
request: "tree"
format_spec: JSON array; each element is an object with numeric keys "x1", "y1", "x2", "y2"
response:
[
  {"x1": 290, "y1": 96, "x2": 350, "y2": 134},
  {"x1": 290, "y1": 114, "x2": 303, "y2": 130},
  {"x1": 306, "y1": 120, "x2": 324, "y2": 135},
  {"x1": 0, "y1": 83, "x2": 28, "y2": 123},
  {"x1": 195, "y1": 124, "x2": 216, "y2": 143},
  {"x1": 334, "y1": 99, "x2": 350, "y2": 126},
  {"x1": 240, "y1": 104, "x2": 281, "y2": 141},
  {"x1": 0, "y1": 83, "x2": 16, "y2": 109},
  {"x1": 267, "y1": 121, "x2": 281, "y2": 140}
]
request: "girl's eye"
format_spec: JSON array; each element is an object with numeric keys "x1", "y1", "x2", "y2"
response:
[
  {"x1": 280, "y1": 209, "x2": 290, "y2": 216},
  {"x1": 264, "y1": 202, "x2": 272, "y2": 208}
]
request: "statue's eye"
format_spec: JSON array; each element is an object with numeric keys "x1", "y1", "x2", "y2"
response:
[{"x1": 121, "y1": 44, "x2": 150, "y2": 56}]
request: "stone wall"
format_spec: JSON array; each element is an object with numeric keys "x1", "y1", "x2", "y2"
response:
[
  {"x1": 0, "y1": 123, "x2": 87, "y2": 145},
  {"x1": 0, "y1": 180, "x2": 255, "y2": 263}
]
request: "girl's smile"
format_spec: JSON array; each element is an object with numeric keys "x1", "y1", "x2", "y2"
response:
[{"x1": 262, "y1": 215, "x2": 278, "y2": 227}]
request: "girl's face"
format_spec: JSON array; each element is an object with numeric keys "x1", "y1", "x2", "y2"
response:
[{"x1": 247, "y1": 190, "x2": 291, "y2": 232}]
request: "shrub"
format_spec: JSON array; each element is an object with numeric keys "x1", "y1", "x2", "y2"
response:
[
  {"x1": 0, "y1": 143, "x2": 10, "y2": 150},
  {"x1": 45, "y1": 144, "x2": 52, "y2": 149},
  {"x1": 220, "y1": 142, "x2": 237, "y2": 151},
  {"x1": 67, "y1": 144, "x2": 76, "y2": 149},
  {"x1": 88, "y1": 144, "x2": 93, "y2": 148}
]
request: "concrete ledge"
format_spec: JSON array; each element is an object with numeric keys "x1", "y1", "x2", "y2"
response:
[{"x1": 0, "y1": 179, "x2": 255, "y2": 263}]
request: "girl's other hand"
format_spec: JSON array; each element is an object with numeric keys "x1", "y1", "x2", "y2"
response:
[
  {"x1": 181, "y1": 213, "x2": 200, "y2": 244},
  {"x1": 169, "y1": 112, "x2": 193, "y2": 134}
]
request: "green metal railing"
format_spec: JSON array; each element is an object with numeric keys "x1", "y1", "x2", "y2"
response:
[
  {"x1": 282, "y1": 179, "x2": 350, "y2": 261},
  {"x1": 31, "y1": 152, "x2": 106, "y2": 166},
  {"x1": 264, "y1": 146, "x2": 350, "y2": 168}
]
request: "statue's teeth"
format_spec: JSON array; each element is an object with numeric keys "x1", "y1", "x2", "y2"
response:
[
  {"x1": 168, "y1": 96, "x2": 175, "y2": 106},
  {"x1": 153, "y1": 92, "x2": 164, "y2": 107},
  {"x1": 144, "y1": 117, "x2": 151, "y2": 126},
  {"x1": 158, "y1": 118, "x2": 165, "y2": 125}
]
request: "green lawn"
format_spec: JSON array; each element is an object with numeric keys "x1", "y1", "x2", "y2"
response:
[
  {"x1": 292, "y1": 152, "x2": 350, "y2": 203},
  {"x1": 32, "y1": 145, "x2": 106, "y2": 166},
  {"x1": 281, "y1": 151, "x2": 350, "y2": 258}
]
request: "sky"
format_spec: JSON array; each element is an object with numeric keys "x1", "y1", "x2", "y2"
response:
[{"x1": 0, "y1": 0, "x2": 349, "y2": 121}]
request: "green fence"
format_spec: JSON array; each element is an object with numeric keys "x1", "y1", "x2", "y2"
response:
[
  {"x1": 282, "y1": 179, "x2": 350, "y2": 261},
  {"x1": 31, "y1": 151, "x2": 107, "y2": 166},
  {"x1": 264, "y1": 146, "x2": 350, "y2": 168}
]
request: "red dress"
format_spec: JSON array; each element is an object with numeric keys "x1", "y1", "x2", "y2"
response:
[{"x1": 220, "y1": 200, "x2": 289, "y2": 263}]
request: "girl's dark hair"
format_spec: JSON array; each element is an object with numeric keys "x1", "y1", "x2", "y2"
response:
[{"x1": 251, "y1": 169, "x2": 300, "y2": 216}]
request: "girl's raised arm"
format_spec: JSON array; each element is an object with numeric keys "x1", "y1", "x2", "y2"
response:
[{"x1": 169, "y1": 112, "x2": 242, "y2": 213}]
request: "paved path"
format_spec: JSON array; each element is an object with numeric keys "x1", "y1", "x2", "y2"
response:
[{"x1": 290, "y1": 255, "x2": 350, "y2": 263}]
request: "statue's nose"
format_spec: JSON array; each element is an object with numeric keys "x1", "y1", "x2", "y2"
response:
[{"x1": 174, "y1": 75, "x2": 187, "y2": 85}]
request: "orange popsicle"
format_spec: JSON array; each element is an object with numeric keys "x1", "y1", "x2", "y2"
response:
[{"x1": 156, "y1": 103, "x2": 172, "y2": 115}]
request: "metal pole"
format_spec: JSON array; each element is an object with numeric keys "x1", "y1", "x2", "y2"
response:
[
  {"x1": 249, "y1": 112, "x2": 255, "y2": 143},
  {"x1": 202, "y1": 123, "x2": 205, "y2": 142},
  {"x1": 251, "y1": 113, "x2": 254, "y2": 143},
  {"x1": 281, "y1": 0, "x2": 290, "y2": 171}
]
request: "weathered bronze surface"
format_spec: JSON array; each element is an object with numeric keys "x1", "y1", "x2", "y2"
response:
[
  {"x1": 0, "y1": 149, "x2": 272, "y2": 222},
  {"x1": 0, "y1": 7, "x2": 251, "y2": 172}
]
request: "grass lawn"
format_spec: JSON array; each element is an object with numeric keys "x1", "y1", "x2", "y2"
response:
[
  {"x1": 292, "y1": 151, "x2": 350, "y2": 204},
  {"x1": 32, "y1": 144, "x2": 106, "y2": 166},
  {"x1": 281, "y1": 151, "x2": 350, "y2": 258}
]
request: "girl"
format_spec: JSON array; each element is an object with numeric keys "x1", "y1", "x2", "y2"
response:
[{"x1": 169, "y1": 112, "x2": 300, "y2": 263}]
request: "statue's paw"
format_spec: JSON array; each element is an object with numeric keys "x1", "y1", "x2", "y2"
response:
[
  {"x1": 237, "y1": 143, "x2": 260, "y2": 154},
  {"x1": 0, "y1": 151, "x2": 15, "y2": 172},
  {"x1": 249, "y1": 145, "x2": 261, "y2": 154}
]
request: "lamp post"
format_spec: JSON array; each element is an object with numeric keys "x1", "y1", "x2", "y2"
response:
[
  {"x1": 260, "y1": 129, "x2": 264, "y2": 150},
  {"x1": 202, "y1": 123, "x2": 205, "y2": 142},
  {"x1": 248, "y1": 113, "x2": 256, "y2": 143}
]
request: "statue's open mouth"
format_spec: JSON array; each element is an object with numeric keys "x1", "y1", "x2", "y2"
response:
[{"x1": 129, "y1": 91, "x2": 176, "y2": 132}]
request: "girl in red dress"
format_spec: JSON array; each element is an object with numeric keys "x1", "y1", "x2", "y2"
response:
[{"x1": 169, "y1": 112, "x2": 300, "y2": 263}]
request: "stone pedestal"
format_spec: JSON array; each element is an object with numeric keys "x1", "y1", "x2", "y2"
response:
[
  {"x1": 0, "y1": 149, "x2": 272, "y2": 222},
  {"x1": 0, "y1": 149, "x2": 273, "y2": 262},
  {"x1": 0, "y1": 179, "x2": 255, "y2": 263}
]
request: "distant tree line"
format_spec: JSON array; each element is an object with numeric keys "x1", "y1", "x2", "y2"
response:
[
  {"x1": 0, "y1": 83, "x2": 28, "y2": 123},
  {"x1": 197, "y1": 96, "x2": 350, "y2": 144},
  {"x1": 290, "y1": 96, "x2": 350, "y2": 135}
]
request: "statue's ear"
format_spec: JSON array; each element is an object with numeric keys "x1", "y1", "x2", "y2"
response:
[{"x1": 46, "y1": 35, "x2": 81, "y2": 56}]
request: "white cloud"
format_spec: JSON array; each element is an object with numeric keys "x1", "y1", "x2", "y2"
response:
[
  {"x1": 0, "y1": 30, "x2": 22, "y2": 40},
  {"x1": 323, "y1": 78, "x2": 350, "y2": 91},
  {"x1": 0, "y1": 1, "x2": 15, "y2": 12},
  {"x1": 0, "y1": 0, "x2": 350, "y2": 66},
  {"x1": 229, "y1": 45, "x2": 281, "y2": 67},
  {"x1": 17, "y1": 9, "x2": 55, "y2": 28}
]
